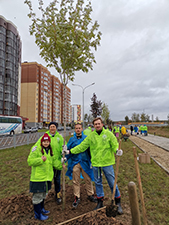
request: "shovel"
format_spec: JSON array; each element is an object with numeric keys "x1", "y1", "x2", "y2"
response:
[{"x1": 106, "y1": 139, "x2": 121, "y2": 217}]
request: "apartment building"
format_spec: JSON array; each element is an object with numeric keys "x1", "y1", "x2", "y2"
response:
[
  {"x1": 0, "y1": 15, "x2": 21, "y2": 116},
  {"x1": 72, "y1": 104, "x2": 82, "y2": 122},
  {"x1": 21, "y1": 62, "x2": 71, "y2": 125}
]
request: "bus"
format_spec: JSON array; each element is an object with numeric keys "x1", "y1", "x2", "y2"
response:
[{"x1": 0, "y1": 115, "x2": 22, "y2": 136}]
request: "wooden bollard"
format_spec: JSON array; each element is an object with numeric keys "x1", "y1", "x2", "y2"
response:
[{"x1": 128, "y1": 181, "x2": 141, "y2": 225}]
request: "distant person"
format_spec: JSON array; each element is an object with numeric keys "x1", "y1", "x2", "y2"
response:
[
  {"x1": 134, "y1": 125, "x2": 138, "y2": 135},
  {"x1": 130, "y1": 125, "x2": 133, "y2": 135},
  {"x1": 108, "y1": 125, "x2": 112, "y2": 131},
  {"x1": 140, "y1": 125, "x2": 144, "y2": 135},
  {"x1": 65, "y1": 122, "x2": 97, "y2": 208},
  {"x1": 63, "y1": 117, "x2": 123, "y2": 214},
  {"x1": 27, "y1": 133, "x2": 63, "y2": 221},
  {"x1": 143, "y1": 125, "x2": 148, "y2": 136},
  {"x1": 114, "y1": 126, "x2": 120, "y2": 139}
]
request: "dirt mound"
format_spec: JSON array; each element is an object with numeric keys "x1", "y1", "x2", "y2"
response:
[{"x1": 0, "y1": 184, "x2": 131, "y2": 225}]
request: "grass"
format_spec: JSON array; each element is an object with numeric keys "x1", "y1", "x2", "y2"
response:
[{"x1": 0, "y1": 132, "x2": 169, "y2": 224}]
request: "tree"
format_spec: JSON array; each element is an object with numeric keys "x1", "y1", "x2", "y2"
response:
[
  {"x1": 140, "y1": 112, "x2": 146, "y2": 122},
  {"x1": 101, "y1": 103, "x2": 110, "y2": 124},
  {"x1": 131, "y1": 113, "x2": 140, "y2": 122},
  {"x1": 167, "y1": 114, "x2": 169, "y2": 126},
  {"x1": 24, "y1": 0, "x2": 101, "y2": 209},
  {"x1": 90, "y1": 93, "x2": 102, "y2": 118},
  {"x1": 125, "y1": 115, "x2": 129, "y2": 125}
]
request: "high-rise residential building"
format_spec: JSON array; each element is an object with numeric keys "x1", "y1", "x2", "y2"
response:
[
  {"x1": 72, "y1": 104, "x2": 82, "y2": 122},
  {"x1": 0, "y1": 16, "x2": 21, "y2": 116},
  {"x1": 21, "y1": 62, "x2": 71, "y2": 126},
  {"x1": 61, "y1": 84, "x2": 71, "y2": 124}
]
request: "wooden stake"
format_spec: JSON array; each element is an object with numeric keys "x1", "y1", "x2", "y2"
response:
[
  {"x1": 133, "y1": 147, "x2": 147, "y2": 225},
  {"x1": 128, "y1": 181, "x2": 141, "y2": 225}
]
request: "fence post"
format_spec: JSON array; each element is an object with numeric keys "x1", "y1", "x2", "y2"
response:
[
  {"x1": 27, "y1": 133, "x2": 29, "y2": 145},
  {"x1": 128, "y1": 181, "x2": 141, "y2": 225},
  {"x1": 13, "y1": 134, "x2": 16, "y2": 148}
]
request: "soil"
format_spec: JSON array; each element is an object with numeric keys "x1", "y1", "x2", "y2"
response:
[{"x1": 0, "y1": 184, "x2": 131, "y2": 225}]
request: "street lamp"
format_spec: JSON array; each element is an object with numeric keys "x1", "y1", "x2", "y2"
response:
[{"x1": 72, "y1": 82, "x2": 95, "y2": 128}]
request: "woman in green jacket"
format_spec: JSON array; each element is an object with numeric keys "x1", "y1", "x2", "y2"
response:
[{"x1": 27, "y1": 133, "x2": 62, "y2": 221}]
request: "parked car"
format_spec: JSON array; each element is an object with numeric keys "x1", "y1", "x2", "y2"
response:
[
  {"x1": 31, "y1": 127, "x2": 38, "y2": 133},
  {"x1": 24, "y1": 128, "x2": 31, "y2": 133},
  {"x1": 66, "y1": 127, "x2": 71, "y2": 130},
  {"x1": 57, "y1": 126, "x2": 62, "y2": 131}
]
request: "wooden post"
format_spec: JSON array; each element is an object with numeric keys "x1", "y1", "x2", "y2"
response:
[
  {"x1": 133, "y1": 147, "x2": 147, "y2": 225},
  {"x1": 128, "y1": 181, "x2": 141, "y2": 225}
]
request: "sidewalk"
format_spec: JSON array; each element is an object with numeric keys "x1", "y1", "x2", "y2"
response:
[{"x1": 135, "y1": 133, "x2": 169, "y2": 151}]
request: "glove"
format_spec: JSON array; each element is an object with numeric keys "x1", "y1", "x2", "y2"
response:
[
  {"x1": 61, "y1": 157, "x2": 67, "y2": 163},
  {"x1": 62, "y1": 145, "x2": 70, "y2": 155},
  {"x1": 116, "y1": 149, "x2": 123, "y2": 156}
]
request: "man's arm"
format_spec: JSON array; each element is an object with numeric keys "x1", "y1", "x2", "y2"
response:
[{"x1": 70, "y1": 136, "x2": 90, "y2": 154}]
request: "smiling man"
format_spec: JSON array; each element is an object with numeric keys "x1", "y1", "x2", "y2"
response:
[
  {"x1": 65, "y1": 122, "x2": 97, "y2": 208},
  {"x1": 63, "y1": 117, "x2": 123, "y2": 214}
]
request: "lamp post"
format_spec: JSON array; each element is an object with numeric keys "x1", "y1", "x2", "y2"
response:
[{"x1": 72, "y1": 82, "x2": 95, "y2": 128}]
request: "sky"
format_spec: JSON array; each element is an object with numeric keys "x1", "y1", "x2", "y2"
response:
[{"x1": 1, "y1": 0, "x2": 169, "y2": 121}]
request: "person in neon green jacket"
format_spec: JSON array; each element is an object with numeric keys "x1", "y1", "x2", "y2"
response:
[
  {"x1": 62, "y1": 117, "x2": 123, "y2": 215},
  {"x1": 114, "y1": 126, "x2": 120, "y2": 139},
  {"x1": 35, "y1": 122, "x2": 64, "y2": 204},
  {"x1": 27, "y1": 133, "x2": 62, "y2": 221}
]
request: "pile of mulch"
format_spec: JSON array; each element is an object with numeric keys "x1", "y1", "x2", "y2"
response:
[{"x1": 0, "y1": 184, "x2": 131, "y2": 225}]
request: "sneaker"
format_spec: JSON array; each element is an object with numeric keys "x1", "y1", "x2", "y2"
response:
[
  {"x1": 87, "y1": 195, "x2": 97, "y2": 203},
  {"x1": 72, "y1": 196, "x2": 80, "y2": 208},
  {"x1": 56, "y1": 192, "x2": 62, "y2": 205}
]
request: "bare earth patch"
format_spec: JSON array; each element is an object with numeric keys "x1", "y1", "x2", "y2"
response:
[{"x1": 0, "y1": 184, "x2": 131, "y2": 225}]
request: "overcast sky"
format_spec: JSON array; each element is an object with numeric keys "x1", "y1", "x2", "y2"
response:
[{"x1": 1, "y1": 0, "x2": 169, "y2": 121}]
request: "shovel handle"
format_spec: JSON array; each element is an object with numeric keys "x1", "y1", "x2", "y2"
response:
[{"x1": 112, "y1": 139, "x2": 121, "y2": 201}]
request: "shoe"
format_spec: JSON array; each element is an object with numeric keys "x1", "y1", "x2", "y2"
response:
[
  {"x1": 34, "y1": 203, "x2": 48, "y2": 221},
  {"x1": 56, "y1": 192, "x2": 62, "y2": 205},
  {"x1": 94, "y1": 197, "x2": 104, "y2": 210},
  {"x1": 72, "y1": 196, "x2": 80, "y2": 208},
  {"x1": 115, "y1": 197, "x2": 123, "y2": 215},
  {"x1": 87, "y1": 195, "x2": 98, "y2": 203},
  {"x1": 41, "y1": 200, "x2": 50, "y2": 214}
]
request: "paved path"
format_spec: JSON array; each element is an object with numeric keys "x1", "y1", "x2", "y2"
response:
[{"x1": 134, "y1": 133, "x2": 169, "y2": 151}]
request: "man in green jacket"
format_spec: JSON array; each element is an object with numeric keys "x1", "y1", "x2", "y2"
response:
[
  {"x1": 62, "y1": 117, "x2": 123, "y2": 214},
  {"x1": 35, "y1": 122, "x2": 64, "y2": 204}
]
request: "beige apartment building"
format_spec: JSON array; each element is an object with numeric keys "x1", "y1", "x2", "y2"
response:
[{"x1": 20, "y1": 62, "x2": 71, "y2": 126}]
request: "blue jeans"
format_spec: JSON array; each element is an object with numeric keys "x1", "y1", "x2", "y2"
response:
[
  {"x1": 54, "y1": 169, "x2": 61, "y2": 194},
  {"x1": 93, "y1": 165, "x2": 121, "y2": 198}
]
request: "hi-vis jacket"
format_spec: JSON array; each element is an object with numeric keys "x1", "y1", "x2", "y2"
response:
[
  {"x1": 35, "y1": 130, "x2": 64, "y2": 170},
  {"x1": 27, "y1": 145, "x2": 61, "y2": 182},
  {"x1": 70, "y1": 128, "x2": 119, "y2": 167}
]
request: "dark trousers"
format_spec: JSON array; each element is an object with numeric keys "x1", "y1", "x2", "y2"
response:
[{"x1": 54, "y1": 169, "x2": 61, "y2": 194}]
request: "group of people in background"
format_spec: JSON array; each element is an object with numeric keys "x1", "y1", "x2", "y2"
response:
[{"x1": 27, "y1": 118, "x2": 123, "y2": 221}]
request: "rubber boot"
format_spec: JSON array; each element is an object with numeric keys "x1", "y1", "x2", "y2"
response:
[
  {"x1": 56, "y1": 191, "x2": 62, "y2": 205},
  {"x1": 34, "y1": 203, "x2": 48, "y2": 220},
  {"x1": 115, "y1": 197, "x2": 123, "y2": 215},
  {"x1": 41, "y1": 200, "x2": 50, "y2": 214},
  {"x1": 94, "y1": 197, "x2": 104, "y2": 210}
]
